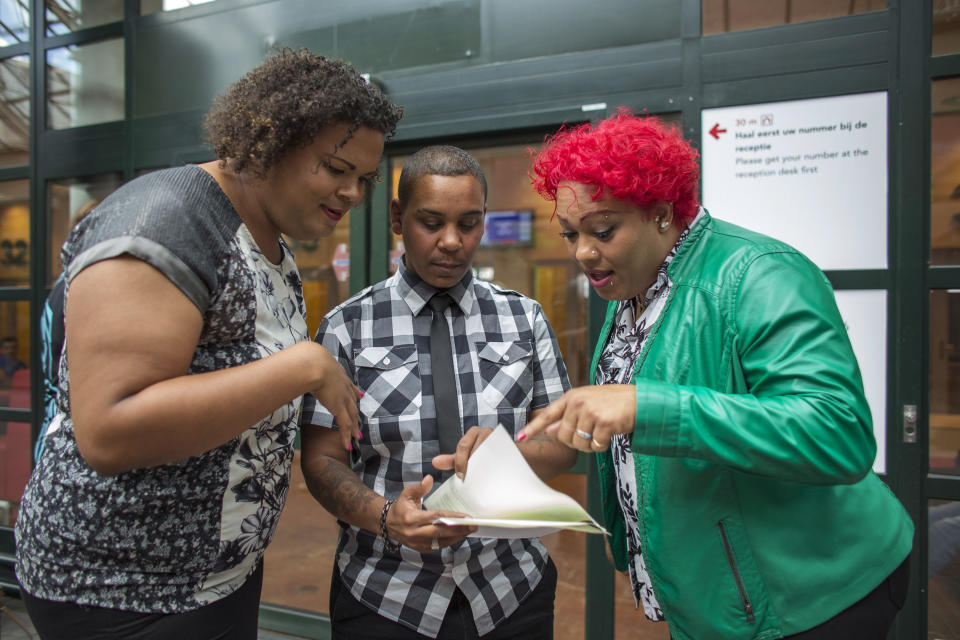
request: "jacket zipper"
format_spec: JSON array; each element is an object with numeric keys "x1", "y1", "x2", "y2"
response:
[{"x1": 717, "y1": 520, "x2": 756, "y2": 625}]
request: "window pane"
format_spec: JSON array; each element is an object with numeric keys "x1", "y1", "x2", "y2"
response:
[
  {"x1": 140, "y1": 0, "x2": 216, "y2": 15},
  {"x1": 47, "y1": 173, "x2": 123, "y2": 284},
  {"x1": 0, "y1": 300, "x2": 30, "y2": 396},
  {"x1": 934, "y1": 0, "x2": 960, "y2": 56},
  {"x1": 933, "y1": 78, "x2": 960, "y2": 266},
  {"x1": 931, "y1": 290, "x2": 960, "y2": 475},
  {"x1": 0, "y1": 0, "x2": 30, "y2": 46},
  {"x1": 134, "y1": 0, "x2": 678, "y2": 117},
  {"x1": 259, "y1": 222, "x2": 351, "y2": 615},
  {"x1": 929, "y1": 499, "x2": 960, "y2": 638},
  {"x1": 0, "y1": 178, "x2": 29, "y2": 287},
  {"x1": 46, "y1": 38, "x2": 124, "y2": 130},
  {"x1": 0, "y1": 55, "x2": 29, "y2": 168},
  {"x1": 45, "y1": 0, "x2": 123, "y2": 35},
  {"x1": 0, "y1": 300, "x2": 31, "y2": 529},
  {"x1": 703, "y1": 0, "x2": 885, "y2": 35}
]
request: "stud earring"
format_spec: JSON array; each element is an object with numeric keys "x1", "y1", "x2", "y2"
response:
[{"x1": 660, "y1": 221, "x2": 670, "y2": 229}]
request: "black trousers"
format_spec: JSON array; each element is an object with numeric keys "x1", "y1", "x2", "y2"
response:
[
  {"x1": 330, "y1": 558, "x2": 558, "y2": 640},
  {"x1": 20, "y1": 562, "x2": 263, "y2": 640},
  {"x1": 782, "y1": 555, "x2": 910, "y2": 640},
  {"x1": 667, "y1": 556, "x2": 910, "y2": 640}
]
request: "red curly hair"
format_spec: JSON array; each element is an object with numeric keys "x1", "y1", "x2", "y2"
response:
[{"x1": 530, "y1": 108, "x2": 701, "y2": 223}]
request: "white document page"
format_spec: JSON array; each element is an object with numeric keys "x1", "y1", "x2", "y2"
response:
[{"x1": 423, "y1": 425, "x2": 607, "y2": 538}]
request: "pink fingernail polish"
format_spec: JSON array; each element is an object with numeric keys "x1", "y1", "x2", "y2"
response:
[
  {"x1": 348, "y1": 442, "x2": 353, "y2": 452},
  {"x1": 516, "y1": 432, "x2": 528, "y2": 442},
  {"x1": 359, "y1": 390, "x2": 365, "y2": 398},
  {"x1": 358, "y1": 430, "x2": 363, "y2": 440}
]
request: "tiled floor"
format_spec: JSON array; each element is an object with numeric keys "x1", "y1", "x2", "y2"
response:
[{"x1": 1, "y1": 594, "x2": 35, "y2": 640}]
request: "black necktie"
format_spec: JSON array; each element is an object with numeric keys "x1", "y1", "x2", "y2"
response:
[{"x1": 428, "y1": 293, "x2": 460, "y2": 477}]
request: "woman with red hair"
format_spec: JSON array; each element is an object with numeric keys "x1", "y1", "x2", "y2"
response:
[{"x1": 519, "y1": 110, "x2": 913, "y2": 640}]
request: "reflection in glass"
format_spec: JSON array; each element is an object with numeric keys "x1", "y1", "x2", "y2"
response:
[
  {"x1": 931, "y1": 290, "x2": 960, "y2": 475},
  {"x1": 0, "y1": 55, "x2": 29, "y2": 168},
  {"x1": 134, "y1": 0, "x2": 674, "y2": 118},
  {"x1": 0, "y1": 179, "x2": 29, "y2": 287},
  {"x1": 47, "y1": 174, "x2": 123, "y2": 284},
  {"x1": 140, "y1": 0, "x2": 215, "y2": 15},
  {"x1": 934, "y1": 0, "x2": 960, "y2": 56},
  {"x1": 285, "y1": 221, "x2": 350, "y2": 344},
  {"x1": 45, "y1": 0, "x2": 123, "y2": 35},
  {"x1": 46, "y1": 38, "x2": 124, "y2": 130},
  {"x1": 702, "y1": 0, "x2": 885, "y2": 35},
  {"x1": 259, "y1": 209, "x2": 351, "y2": 615},
  {"x1": 929, "y1": 499, "x2": 960, "y2": 639},
  {"x1": 0, "y1": 299, "x2": 32, "y2": 527},
  {"x1": 0, "y1": 0, "x2": 29, "y2": 46},
  {"x1": 933, "y1": 78, "x2": 960, "y2": 265}
]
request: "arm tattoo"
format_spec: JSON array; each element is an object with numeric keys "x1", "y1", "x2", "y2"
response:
[
  {"x1": 304, "y1": 454, "x2": 380, "y2": 528},
  {"x1": 522, "y1": 434, "x2": 577, "y2": 479}
]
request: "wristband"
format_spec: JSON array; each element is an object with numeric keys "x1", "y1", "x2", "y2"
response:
[{"x1": 379, "y1": 499, "x2": 401, "y2": 553}]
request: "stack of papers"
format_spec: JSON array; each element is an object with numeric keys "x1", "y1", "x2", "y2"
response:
[{"x1": 423, "y1": 425, "x2": 608, "y2": 538}]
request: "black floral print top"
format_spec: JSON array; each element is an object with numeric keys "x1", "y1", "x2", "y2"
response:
[
  {"x1": 595, "y1": 208, "x2": 703, "y2": 621},
  {"x1": 15, "y1": 165, "x2": 308, "y2": 613}
]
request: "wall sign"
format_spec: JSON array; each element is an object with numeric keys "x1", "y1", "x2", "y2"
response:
[{"x1": 701, "y1": 92, "x2": 888, "y2": 271}]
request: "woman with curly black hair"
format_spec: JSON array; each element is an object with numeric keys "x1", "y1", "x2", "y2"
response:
[{"x1": 15, "y1": 49, "x2": 403, "y2": 640}]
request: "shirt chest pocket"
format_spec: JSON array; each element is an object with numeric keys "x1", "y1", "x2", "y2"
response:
[
  {"x1": 354, "y1": 345, "x2": 422, "y2": 417},
  {"x1": 476, "y1": 340, "x2": 534, "y2": 409}
]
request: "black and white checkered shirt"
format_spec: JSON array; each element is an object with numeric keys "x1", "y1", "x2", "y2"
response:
[{"x1": 300, "y1": 261, "x2": 570, "y2": 637}]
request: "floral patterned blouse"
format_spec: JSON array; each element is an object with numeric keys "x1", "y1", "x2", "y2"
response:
[
  {"x1": 595, "y1": 208, "x2": 704, "y2": 621},
  {"x1": 16, "y1": 165, "x2": 308, "y2": 613}
]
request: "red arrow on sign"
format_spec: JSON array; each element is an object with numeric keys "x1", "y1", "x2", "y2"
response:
[{"x1": 709, "y1": 123, "x2": 727, "y2": 140}]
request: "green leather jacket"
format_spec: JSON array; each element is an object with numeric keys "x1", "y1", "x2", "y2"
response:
[{"x1": 593, "y1": 212, "x2": 914, "y2": 640}]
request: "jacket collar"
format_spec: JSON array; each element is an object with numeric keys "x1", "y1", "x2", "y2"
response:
[{"x1": 667, "y1": 207, "x2": 711, "y2": 279}]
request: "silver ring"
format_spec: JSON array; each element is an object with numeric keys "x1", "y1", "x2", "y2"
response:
[
  {"x1": 574, "y1": 429, "x2": 592, "y2": 440},
  {"x1": 431, "y1": 537, "x2": 439, "y2": 551}
]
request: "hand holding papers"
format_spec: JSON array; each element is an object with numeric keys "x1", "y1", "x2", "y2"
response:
[{"x1": 423, "y1": 425, "x2": 607, "y2": 538}]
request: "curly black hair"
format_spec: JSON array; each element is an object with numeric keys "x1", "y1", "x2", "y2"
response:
[{"x1": 204, "y1": 48, "x2": 403, "y2": 176}]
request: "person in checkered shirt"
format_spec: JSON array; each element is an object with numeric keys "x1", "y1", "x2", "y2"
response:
[{"x1": 300, "y1": 145, "x2": 576, "y2": 639}]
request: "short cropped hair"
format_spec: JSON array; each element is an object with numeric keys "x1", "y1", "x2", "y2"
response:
[
  {"x1": 529, "y1": 109, "x2": 701, "y2": 223},
  {"x1": 397, "y1": 145, "x2": 488, "y2": 210},
  {"x1": 205, "y1": 49, "x2": 403, "y2": 177}
]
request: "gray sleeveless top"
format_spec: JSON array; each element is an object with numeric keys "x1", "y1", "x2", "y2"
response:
[{"x1": 16, "y1": 165, "x2": 308, "y2": 612}]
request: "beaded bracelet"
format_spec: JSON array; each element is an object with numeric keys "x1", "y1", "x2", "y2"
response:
[{"x1": 379, "y1": 499, "x2": 401, "y2": 553}]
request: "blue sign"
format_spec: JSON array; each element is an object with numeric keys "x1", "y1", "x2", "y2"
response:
[{"x1": 481, "y1": 210, "x2": 533, "y2": 247}]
